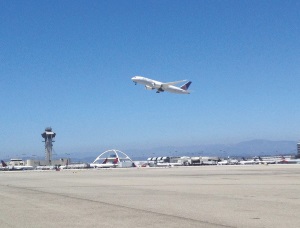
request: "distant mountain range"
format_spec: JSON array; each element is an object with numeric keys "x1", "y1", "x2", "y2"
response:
[{"x1": 72, "y1": 139, "x2": 298, "y2": 162}]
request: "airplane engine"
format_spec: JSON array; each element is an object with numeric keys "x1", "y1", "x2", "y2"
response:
[{"x1": 145, "y1": 85, "x2": 155, "y2": 90}]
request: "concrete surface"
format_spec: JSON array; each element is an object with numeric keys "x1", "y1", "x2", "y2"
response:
[{"x1": 0, "y1": 165, "x2": 300, "y2": 228}]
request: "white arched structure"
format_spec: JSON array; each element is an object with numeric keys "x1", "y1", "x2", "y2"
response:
[{"x1": 92, "y1": 149, "x2": 136, "y2": 168}]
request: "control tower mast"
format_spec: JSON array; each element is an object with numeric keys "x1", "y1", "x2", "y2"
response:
[{"x1": 41, "y1": 127, "x2": 56, "y2": 165}]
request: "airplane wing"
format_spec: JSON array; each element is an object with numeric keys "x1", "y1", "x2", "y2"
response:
[{"x1": 162, "y1": 80, "x2": 187, "y2": 86}]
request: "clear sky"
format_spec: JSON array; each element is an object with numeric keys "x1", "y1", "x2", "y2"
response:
[{"x1": 1, "y1": 0, "x2": 300, "y2": 158}]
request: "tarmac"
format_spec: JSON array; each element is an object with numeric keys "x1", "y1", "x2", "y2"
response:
[{"x1": 0, "y1": 165, "x2": 300, "y2": 228}]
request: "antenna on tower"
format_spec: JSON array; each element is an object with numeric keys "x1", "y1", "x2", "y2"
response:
[{"x1": 41, "y1": 127, "x2": 56, "y2": 165}]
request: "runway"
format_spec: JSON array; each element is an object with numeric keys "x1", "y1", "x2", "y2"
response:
[{"x1": 1, "y1": 165, "x2": 300, "y2": 228}]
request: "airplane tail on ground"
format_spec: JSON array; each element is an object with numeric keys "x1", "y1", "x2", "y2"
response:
[
  {"x1": 180, "y1": 81, "x2": 192, "y2": 90},
  {"x1": 113, "y1": 158, "x2": 119, "y2": 164},
  {"x1": 1, "y1": 160, "x2": 8, "y2": 167},
  {"x1": 280, "y1": 156, "x2": 287, "y2": 163}
]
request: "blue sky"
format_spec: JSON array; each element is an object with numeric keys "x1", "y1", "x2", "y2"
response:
[{"x1": 1, "y1": 0, "x2": 300, "y2": 158}]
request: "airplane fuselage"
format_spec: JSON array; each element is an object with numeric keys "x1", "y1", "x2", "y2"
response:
[
  {"x1": 133, "y1": 77, "x2": 162, "y2": 89},
  {"x1": 90, "y1": 163, "x2": 118, "y2": 168},
  {"x1": 239, "y1": 160, "x2": 257, "y2": 165},
  {"x1": 5, "y1": 166, "x2": 34, "y2": 171},
  {"x1": 132, "y1": 76, "x2": 191, "y2": 94}
]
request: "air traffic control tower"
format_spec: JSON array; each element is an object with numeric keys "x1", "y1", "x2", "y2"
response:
[{"x1": 41, "y1": 127, "x2": 56, "y2": 165}]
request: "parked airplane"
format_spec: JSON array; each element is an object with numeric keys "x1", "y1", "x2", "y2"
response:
[
  {"x1": 279, "y1": 156, "x2": 300, "y2": 164},
  {"x1": 90, "y1": 157, "x2": 119, "y2": 168},
  {"x1": 90, "y1": 163, "x2": 118, "y2": 168},
  {"x1": 0, "y1": 160, "x2": 9, "y2": 171},
  {"x1": 238, "y1": 157, "x2": 258, "y2": 165},
  {"x1": 131, "y1": 76, "x2": 192, "y2": 94},
  {"x1": 257, "y1": 157, "x2": 276, "y2": 165},
  {"x1": 60, "y1": 163, "x2": 90, "y2": 169},
  {"x1": 1, "y1": 160, "x2": 34, "y2": 170},
  {"x1": 217, "y1": 160, "x2": 229, "y2": 165},
  {"x1": 156, "y1": 162, "x2": 182, "y2": 167},
  {"x1": 36, "y1": 165, "x2": 57, "y2": 170}
]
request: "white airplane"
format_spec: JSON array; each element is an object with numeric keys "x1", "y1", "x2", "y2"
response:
[
  {"x1": 90, "y1": 157, "x2": 119, "y2": 168},
  {"x1": 60, "y1": 163, "x2": 90, "y2": 169},
  {"x1": 36, "y1": 165, "x2": 57, "y2": 170},
  {"x1": 230, "y1": 159, "x2": 239, "y2": 165},
  {"x1": 238, "y1": 157, "x2": 258, "y2": 165},
  {"x1": 131, "y1": 76, "x2": 192, "y2": 94},
  {"x1": 1, "y1": 160, "x2": 34, "y2": 171},
  {"x1": 278, "y1": 156, "x2": 300, "y2": 164},
  {"x1": 218, "y1": 157, "x2": 239, "y2": 165},
  {"x1": 217, "y1": 160, "x2": 229, "y2": 165},
  {"x1": 90, "y1": 163, "x2": 118, "y2": 168},
  {"x1": 256, "y1": 157, "x2": 276, "y2": 165},
  {"x1": 156, "y1": 162, "x2": 182, "y2": 167}
]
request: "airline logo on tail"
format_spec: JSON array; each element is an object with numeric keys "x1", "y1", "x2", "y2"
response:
[
  {"x1": 1, "y1": 160, "x2": 7, "y2": 167},
  {"x1": 180, "y1": 81, "x2": 192, "y2": 90},
  {"x1": 113, "y1": 158, "x2": 119, "y2": 164}
]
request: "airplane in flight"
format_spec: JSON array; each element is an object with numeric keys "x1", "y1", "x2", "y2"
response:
[{"x1": 131, "y1": 76, "x2": 192, "y2": 94}]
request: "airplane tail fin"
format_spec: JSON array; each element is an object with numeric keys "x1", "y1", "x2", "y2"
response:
[
  {"x1": 280, "y1": 156, "x2": 287, "y2": 163},
  {"x1": 180, "y1": 81, "x2": 192, "y2": 90},
  {"x1": 113, "y1": 158, "x2": 119, "y2": 164},
  {"x1": 1, "y1": 160, "x2": 7, "y2": 167}
]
